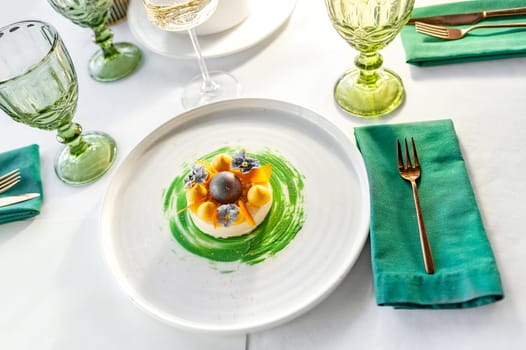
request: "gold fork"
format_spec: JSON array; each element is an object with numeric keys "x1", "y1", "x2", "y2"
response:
[
  {"x1": 397, "y1": 138, "x2": 434, "y2": 274},
  {"x1": 0, "y1": 169, "x2": 21, "y2": 194},
  {"x1": 415, "y1": 21, "x2": 526, "y2": 40}
]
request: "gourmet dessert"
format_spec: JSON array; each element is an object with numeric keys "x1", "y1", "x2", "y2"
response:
[
  {"x1": 164, "y1": 147, "x2": 305, "y2": 265},
  {"x1": 182, "y1": 149, "x2": 273, "y2": 238}
]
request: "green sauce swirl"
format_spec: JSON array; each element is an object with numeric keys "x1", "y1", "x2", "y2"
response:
[{"x1": 163, "y1": 147, "x2": 305, "y2": 265}]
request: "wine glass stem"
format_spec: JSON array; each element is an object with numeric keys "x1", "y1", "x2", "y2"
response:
[
  {"x1": 187, "y1": 28, "x2": 219, "y2": 93},
  {"x1": 57, "y1": 122, "x2": 90, "y2": 156},
  {"x1": 92, "y1": 24, "x2": 119, "y2": 58},
  {"x1": 355, "y1": 52, "x2": 383, "y2": 85}
]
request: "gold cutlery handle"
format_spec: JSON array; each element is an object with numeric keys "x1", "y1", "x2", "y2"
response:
[
  {"x1": 486, "y1": 7, "x2": 526, "y2": 18},
  {"x1": 410, "y1": 180, "x2": 435, "y2": 274},
  {"x1": 470, "y1": 22, "x2": 526, "y2": 30}
]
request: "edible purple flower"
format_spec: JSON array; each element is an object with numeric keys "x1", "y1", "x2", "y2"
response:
[
  {"x1": 184, "y1": 164, "x2": 208, "y2": 188},
  {"x1": 216, "y1": 204, "x2": 240, "y2": 227},
  {"x1": 231, "y1": 149, "x2": 259, "y2": 174}
]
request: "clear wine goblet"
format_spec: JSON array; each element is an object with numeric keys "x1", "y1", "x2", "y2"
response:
[
  {"x1": 48, "y1": 0, "x2": 142, "y2": 82},
  {"x1": 0, "y1": 20, "x2": 117, "y2": 185},
  {"x1": 325, "y1": 0, "x2": 415, "y2": 118},
  {"x1": 143, "y1": 0, "x2": 240, "y2": 108}
]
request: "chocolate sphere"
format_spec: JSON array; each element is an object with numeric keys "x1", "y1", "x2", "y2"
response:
[{"x1": 209, "y1": 171, "x2": 242, "y2": 204}]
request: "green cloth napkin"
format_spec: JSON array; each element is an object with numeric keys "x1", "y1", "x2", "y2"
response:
[
  {"x1": 0, "y1": 144, "x2": 43, "y2": 224},
  {"x1": 354, "y1": 120, "x2": 503, "y2": 309},
  {"x1": 401, "y1": 0, "x2": 526, "y2": 66}
]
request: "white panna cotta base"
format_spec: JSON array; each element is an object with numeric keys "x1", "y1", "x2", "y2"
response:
[{"x1": 190, "y1": 184, "x2": 272, "y2": 238}]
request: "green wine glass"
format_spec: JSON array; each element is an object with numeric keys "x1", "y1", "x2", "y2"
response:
[
  {"x1": 0, "y1": 20, "x2": 117, "y2": 185},
  {"x1": 325, "y1": 0, "x2": 415, "y2": 118},
  {"x1": 48, "y1": 0, "x2": 142, "y2": 82}
]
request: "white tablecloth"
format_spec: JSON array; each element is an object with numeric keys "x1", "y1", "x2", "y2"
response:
[{"x1": 1, "y1": 1, "x2": 525, "y2": 349}]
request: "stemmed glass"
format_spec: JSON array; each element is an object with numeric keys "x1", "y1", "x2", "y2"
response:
[
  {"x1": 325, "y1": 0, "x2": 415, "y2": 118},
  {"x1": 143, "y1": 0, "x2": 240, "y2": 108},
  {"x1": 48, "y1": 0, "x2": 142, "y2": 82},
  {"x1": 0, "y1": 20, "x2": 117, "y2": 185}
]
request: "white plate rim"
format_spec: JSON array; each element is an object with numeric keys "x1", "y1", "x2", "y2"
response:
[
  {"x1": 127, "y1": 0, "x2": 297, "y2": 59},
  {"x1": 100, "y1": 98, "x2": 371, "y2": 334}
]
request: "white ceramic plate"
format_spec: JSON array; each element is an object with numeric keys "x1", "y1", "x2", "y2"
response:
[
  {"x1": 100, "y1": 98, "x2": 370, "y2": 333},
  {"x1": 127, "y1": 0, "x2": 297, "y2": 59}
]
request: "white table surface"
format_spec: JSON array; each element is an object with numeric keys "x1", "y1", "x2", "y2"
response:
[{"x1": 1, "y1": 0, "x2": 525, "y2": 349}]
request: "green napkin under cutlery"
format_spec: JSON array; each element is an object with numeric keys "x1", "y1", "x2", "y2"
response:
[
  {"x1": 401, "y1": 0, "x2": 526, "y2": 66},
  {"x1": 354, "y1": 120, "x2": 504, "y2": 309},
  {"x1": 0, "y1": 144, "x2": 43, "y2": 224}
]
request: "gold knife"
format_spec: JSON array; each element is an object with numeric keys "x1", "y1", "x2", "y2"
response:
[
  {"x1": 407, "y1": 6, "x2": 526, "y2": 25},
  {"x1": 0, "y1": 193, "x2": 40, "y2": 208}
]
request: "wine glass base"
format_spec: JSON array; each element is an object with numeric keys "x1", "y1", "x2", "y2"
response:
[
  {"x1": 334, "y1": 67, "x2": 405, "y2": 119},
  {"x1": 55, "y1": 131, "x2": 117, "y2": 185},
  {"x1": 181, "y1": 71, "x2": 240, "y2": 109},
  {"x1": 89, "y1": 42, "x2": 142, "y2": 82}
]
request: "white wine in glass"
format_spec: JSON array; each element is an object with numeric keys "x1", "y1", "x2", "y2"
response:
[{"x1": 143, "y1": 0, "x2": 240, "y2": 108}]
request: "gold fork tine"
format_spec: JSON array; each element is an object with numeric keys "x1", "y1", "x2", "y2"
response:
[
  {"x1": 404, "y1": 138, "x2": 413, "y2": 168},
  {"x1": 397, "y1": 139, "x2": 404, "y2": 170},
  {"x1": 0, "y1": 177, "x2": 21, "y2": 194},
  {"x1": 0, "y1": 170, "x2": 20, "y2": 186},
  {"x1": 415, "y1": 22, "x2": 449, "y2": 38},
  {"x1": 0, "y1": 169, "x2": 21, "y2": 194},
  {"x1": 0, "y1": 169, "x2": 19, "y2": 182},
  {"x1": 411, "y1": 137, "x2": 420, "y2": 168},
  {"x1": 415, "y1": 22, "x2": 442, "y2": 33}
]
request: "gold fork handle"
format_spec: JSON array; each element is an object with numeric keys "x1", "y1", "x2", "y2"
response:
[
  {"x1": 410, "y1": 180, "x2": 435, "y2": 274},
  {"x1": 470, "y1": 23, "x2": 526, "y2": 30}
]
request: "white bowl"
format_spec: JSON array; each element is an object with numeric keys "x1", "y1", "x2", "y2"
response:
[{"x1": 196, "y1": 0, "x2": 251, "y2": 35}]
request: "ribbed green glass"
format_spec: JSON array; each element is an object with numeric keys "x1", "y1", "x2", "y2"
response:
[
  {"x1": 48, "y1": 0, "x2": 142, "y2": 82},
  {"x1": 325, "y1": 0, "x2": 415, "y2": 118},
  {"x1": 0, "y1": 21, "x2": 116, "y2": 185}
]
